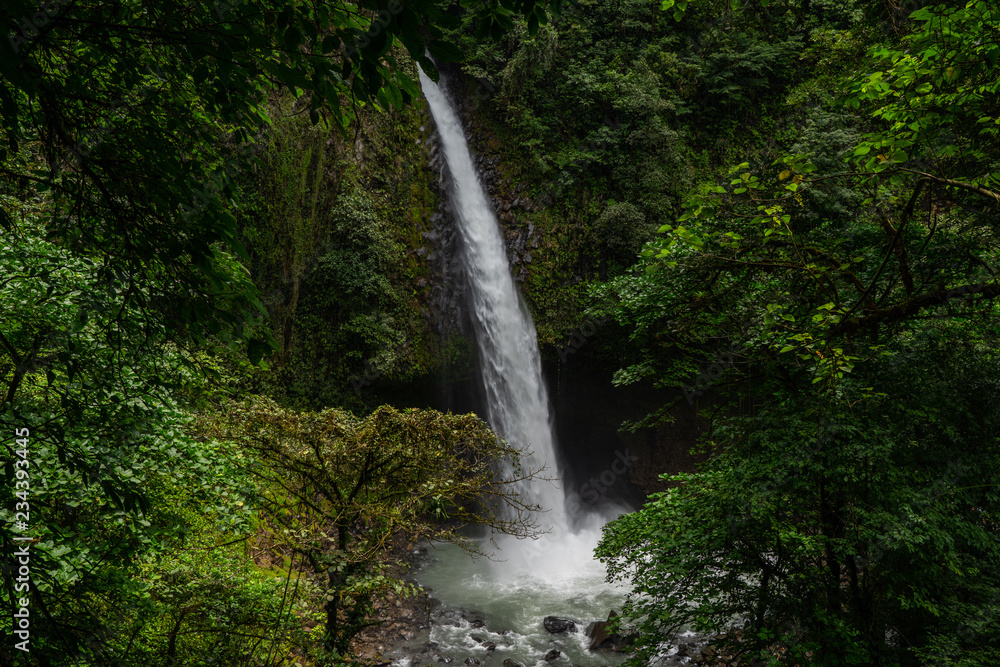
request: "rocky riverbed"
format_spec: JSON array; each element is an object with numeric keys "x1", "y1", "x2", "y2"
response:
[{"x1": 349, "y1": 547, "x2": 751, "y2": 667}]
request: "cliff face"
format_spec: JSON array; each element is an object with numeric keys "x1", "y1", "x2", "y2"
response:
[
  {"x1": 240, "y1": 65, "x2": 703, "y2": 494},
  {"x1": 438, "y1": 74, "x2": 610, "y2": 350},
  {"x1": 240, "y1": 69, "x2": 548, "y2": 413},
  {"x1": 241, "y1": 58, "x2": 641, "y2": 409}
]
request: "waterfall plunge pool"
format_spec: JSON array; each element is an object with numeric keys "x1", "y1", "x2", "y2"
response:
[{"x1": 399, "y1": 520, "x2": 632, "y2": 667}]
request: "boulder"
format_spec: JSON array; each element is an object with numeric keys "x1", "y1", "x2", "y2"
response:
[
  {"x1": 543, "y1": 617, "x2": 578, "y2": 634},
  {"x1": 503, "y1": 660, "x2": 523, "y2": 667},
  {"x1": 543, "y1": 649, "x2": 561, "y2": 662},
  {"x1": 470, "y1": 635, "x2": 497, "y2": 651},
  {"x1": 586, "y1": 611, "x2": 618, "y2": 650}
]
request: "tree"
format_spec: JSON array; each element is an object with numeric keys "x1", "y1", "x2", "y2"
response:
[
  {"x1": 595, "y1": 1, "x2": 1000, "y2": 664},
  {"x1": 203, "y1": 397, "x2": 541, "y2": 665}
]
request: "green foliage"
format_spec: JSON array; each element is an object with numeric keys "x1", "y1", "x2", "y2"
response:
[
  {"x1": 596, "y1": 1, "x2": 1000, "y2": 663},
  {"x1": 595, "y1": 201, "x2": 654, "y2": 261},
  {"x1": 86, "y1": 470, "x2": 309, "y2": 667},
  {"x1": 0, "y1": 222, "x2": 264, "y2": 662},
  {"x1": 7, "y1": 0, "x2": 1000, "y2": 664},
  {"x1": 845, "y1": 0, "x2": 1000, "y2": 182},
  {"x1": 600, "y1": 338, "x2": 1000, "y2": 665},
  {"x1": 241, "y1": 90, "x2": 449, "y2": 411},
  {"x1": 132, "y1": 544, "x2": 307, "y2": 667},
  {"x1": 433, "y1": 0, "x2": 882, "y2": 348},
  {"x1": 201, "y1": 398, "x2": 542, "y2": 664},
  {"x1": 0, "y1": 0, "x2": 569, "y2": 394}
]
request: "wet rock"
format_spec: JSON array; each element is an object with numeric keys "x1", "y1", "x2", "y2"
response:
[
  {"x1": 586, "y1": 611, "x2": 617, "y2": 650},
  {"x1": 437, "y1": 610, "x2": 465, "y2": 627},
  {"x1": 464, "y1": 659, "x2": 480, "y2": 666},
  {"x1": 437, "y1": 657, "x2": 452, "y2": 664},
  {"x1": 470, "y1": 634, "x2": 498, "y2": 651},
  {"x1": 543, "y1": 649, "x2": 561, "y2": 662},
  {"x1": 503, "y1": 660, "x2": 523, "y2": 667},
  {"x1": 543, "y1": 617, "x2": 577, "y2": 634}
]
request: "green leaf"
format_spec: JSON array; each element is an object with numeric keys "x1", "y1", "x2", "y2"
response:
[
  {"x1": 427, "y1": 40, "x2": 463, "y2": 63},
  {"x1": 247, "y1": 338, "x2": 272, "y2": 365}
]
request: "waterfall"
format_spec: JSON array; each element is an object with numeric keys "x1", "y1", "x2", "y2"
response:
[
  {"x1": 400, "y1": 65, "x2": 631, "y2": 667},
  {"x1": 418, "y1": 67, "x2": 567, "y2": 533}
]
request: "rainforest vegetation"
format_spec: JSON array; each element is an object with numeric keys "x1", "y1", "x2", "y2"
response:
[{"x1": 1, "y1": 0, "x2": 999, "y2": 665}]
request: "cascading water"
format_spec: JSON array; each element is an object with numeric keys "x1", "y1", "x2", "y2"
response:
[
  {"x1": 404, "y1": 66, "x2": 631, "y2": 667},
  {"x1": 420, "y1": 68, "x2": 565, "y2": 535}
]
